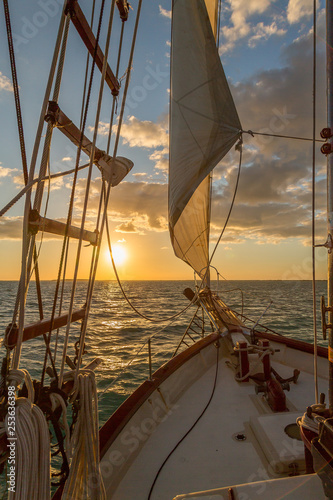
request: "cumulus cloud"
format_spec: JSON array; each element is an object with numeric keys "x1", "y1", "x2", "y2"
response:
[
  {"x1": 159, "y1": 6, "x2": 171, "y2": 19},
  {"x1": 209, "y1": 19, "x2": 327, "y2": 247},
  {"x1": 0, "y1": 165, "x2": 13, "y2": 179},
  {"x1": 287, "y1": 0, "x2": 313, "y2": 24},
  {"x1": 248, "y1": 22, "x2": 286, "y2": 48},
  {"x1": 93, "y1": 116, "x2": 168, "y2": 149},
  {"x1": 73, "y1": 179, "x2": 168, "y2": 234},
  {"x1": 220, "y1": 0, "x2": 278, "y2": 53},
  {"x1": 91, "y1": 115, "x2": 169, "y2": 174},
  {"x1": 0, "y1": 72, "x2": 13, "y2": 92},
  {"x1": 119, "y1": 116, "x2": 168, "y2": 149}
]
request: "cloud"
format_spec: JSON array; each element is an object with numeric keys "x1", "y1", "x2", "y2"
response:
[
  {"x1": 0, "y1": 163, "x2": 19, "y2": 189},
  {"x1": 92, "y1": 115, "x2": 169, "y2": 174},
  {"x1": 220, "y1": 0, "x2": 275, "y2": 53},
  {"x1": 74, "y1": 179, "x2": 168, "y2": 234},
  {"x1": 3, "y1": 18, "x2": 320, "y2": 251},
  {"x1": 133, "y1": 172, "x2": 149, "y2": 178},
  {"x1": 0, "y1": 165, "x2": 13, "y2": 179},
  {"x1": 159, "y1": 6, "x2": 171, "y2": 19},
  {"x1": 149, "y1": 148, "x2": 168, "y2": 172},
  {"x1": 287, "y1": 0, "x2": 313, "y2": 24},
  {"x1": 0, "y1": 216, "x2": 22, "y2": 239},
  {"x1": 0, "y1": 72, "x2": 13, "y2": 92},
  {"x1": 119, "y1": 116, "x2": 168, "y2": 149},
  {"x1": 115, "y1": 220, "x2": 140, "y2": 233},
  {"x1": 248, "y1": 22, "x2": 286, "y2": 48},
  {"x1": 209, "y1": 19, "x2": 327, "y2": 247}
]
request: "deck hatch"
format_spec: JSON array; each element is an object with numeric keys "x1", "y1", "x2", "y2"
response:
[{"x1": 250, "y1": 412, "x2": 306, "y2": 474}]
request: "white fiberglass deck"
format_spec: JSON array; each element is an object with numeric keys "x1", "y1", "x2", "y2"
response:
[{"x1": 101, "y1": 335, "x2": 329, "y2": 500}]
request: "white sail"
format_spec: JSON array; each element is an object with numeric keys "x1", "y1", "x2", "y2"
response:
[{"x1": 169, "y1": 0, "x2": 241, "y2": 276}]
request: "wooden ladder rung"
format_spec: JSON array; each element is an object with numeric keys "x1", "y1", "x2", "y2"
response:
[
  {"x1": 5, "y1": 307, "x2": 86, "y2": 347},
  {"x1": 29, "y1": 209, "x2": 98, "y2": 245},
  {"x1": 45, "y1": 102, "x2": 104, "y2": 163},
  {"x1": 65, "y1": 0, "x2": 120, "y2": 95}
]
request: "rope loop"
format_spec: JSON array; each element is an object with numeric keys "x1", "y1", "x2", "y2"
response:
[{"x1": 8, "y1": 368, "x2": 35, "y2": 402}]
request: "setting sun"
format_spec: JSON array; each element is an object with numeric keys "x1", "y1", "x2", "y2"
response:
[{"x1": 106, "y1": 244, "x2": 128, "y2": 267}]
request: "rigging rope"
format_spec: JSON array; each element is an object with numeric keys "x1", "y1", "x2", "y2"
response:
[
  {"x1": 0, "y1": 163, "x2": 89, "y2": 218},
  {"x1": 312, "y1": 0, "x2": 319, "y2": 404},
  {"x1": 105, "y1": 213, "x2": 197, "y2": 323},
  {"x1": 61, "y1": 370, "x2": 106, "y2": 499},
  {"x1": 217, "y1": 0, "x2": 222, "y2": 48},
  {"x1": 54, "y1": 0, "x2": 97, "y2": 366},
  {"x1": 106, "y1": 18, "x2": 125, "y2": 155},
  {"x1": 59, "y1": 0, "x2": 115, "y2": 387},
  {"x1": 73, "y1": 0, "x2": 144, "y2": 374},
  {"x1": 242, "y1": 129, "x2": 324, "y2": 143},
  {"x1": 38, "y1": 13, "x2": 72, "y2": 390},
  {"x1": 208, "y1": 141, "x2": 243, "y2": 268},
  {"x1": 7, "y1": 370, "x2": 51, "y2": 499},
  {"x1": 3, "y1": 0, "x2": 28, "y2": 183},
  {"x1": 82, "y1": 0, "x2": 124, "y2": 343},
  {"x1": 12, "y1": 8, "x2": 70, "y2": 371},
  {"x1": 3, "y1": 0, "x2": 45, "y2": 330},
  {"x1": 98, "y1": 316, "x2": 183, "y2": 399}
]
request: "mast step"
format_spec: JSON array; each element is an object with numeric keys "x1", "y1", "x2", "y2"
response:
[
  {"x1": 45, "y1": 102, "x2": 134, "y2": 186},
  {"x1": 45, "y1": 102, "x2": 105, "y2": 163},
  {"x1": 65, "y1": 0, "x2": 120, "y2": 95},
  {"x1": 28, "y1": 209, "x2": 99, "y2": 245},
  {"x1": 5, "y1": 307, "x2": 86, "y2": 347}
]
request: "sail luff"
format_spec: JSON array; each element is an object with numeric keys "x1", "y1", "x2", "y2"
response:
[{"x1": 169, "y1": 0, "x2": 241, "y2": 277}]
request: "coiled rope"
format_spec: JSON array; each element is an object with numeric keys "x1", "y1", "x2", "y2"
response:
[
  {"x1": 6, "y1": 369, "x2": 51, "y2": 499},
  {"x1": 61, "y1": 370, "x2": 106, "y2": 500}
]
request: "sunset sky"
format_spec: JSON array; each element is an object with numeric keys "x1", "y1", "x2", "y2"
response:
[{"x1": 0, "y1": 0, "x2": 329, "y2": 281}]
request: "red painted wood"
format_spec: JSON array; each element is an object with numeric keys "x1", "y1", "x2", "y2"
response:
[
  {"x1": 255, "y1": 330, "x2": 328, "y2": 358},
  {"x1": 5, "y1": 308, "x2": 86, "y2": 346},
  {"x1": 65, "y1": 0, "x2": 119, "y2": 95}
]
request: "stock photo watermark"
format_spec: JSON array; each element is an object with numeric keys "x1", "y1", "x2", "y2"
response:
[
  {"x1": 13, "y1": 0, "x2": 64, "y2": 51},
  {"x1": 6, "y1": 386, "x2": 16, "y2": 494}
]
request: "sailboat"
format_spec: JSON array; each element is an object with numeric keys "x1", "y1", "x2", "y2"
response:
[{"x1": 1, "y1": 0, "x2": 333, "y2": 499}]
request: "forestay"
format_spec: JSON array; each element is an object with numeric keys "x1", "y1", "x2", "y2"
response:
[{"x1": 169, "y1": 0, "x2": 242, "y2": 276}]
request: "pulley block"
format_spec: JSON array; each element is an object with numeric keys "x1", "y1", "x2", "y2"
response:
[
  {"x1": 321, "y1": 142, "x2": 332, "y2": 155},
  {"x1": 320, "y1": 128, "x2": 333, "y2": 139}
]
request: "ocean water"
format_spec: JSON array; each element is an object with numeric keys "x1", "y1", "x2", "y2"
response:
[{"x1": 0, "y1": 280, "x2": 328, "y2": 427}]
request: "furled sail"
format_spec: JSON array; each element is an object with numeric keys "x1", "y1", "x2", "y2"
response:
[{"x1": 169, "y1": 0, "x2": 242, "y2": 277}]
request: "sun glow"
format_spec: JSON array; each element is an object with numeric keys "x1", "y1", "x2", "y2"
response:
[{"x1": 107, "y1": 244, "x2": 128, "y2": 266}]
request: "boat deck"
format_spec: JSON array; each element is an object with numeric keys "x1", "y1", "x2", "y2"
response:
[{"x1": 101, "y1": 334, "x2": 328, "y2": 500}]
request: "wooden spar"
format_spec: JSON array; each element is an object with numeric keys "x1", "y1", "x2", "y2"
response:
[
  {"x1": 65, "y1": 0, "x2": 120, "y2": 96},
  {"x1": 28, "y1": 209, "x2": 99, "y2": 245},
  {"x1": 116, "y1": 0, "x2": 130, "y2": 21},
  {"x1": 327, "y1": 0, "x2": 333, "y2": 411},
  {"x1": 5, "y1": 307, "x2": 86, "y2": 347},
  {"x1": 45, "y1": 101, "x2": 104, "y2": 163}
]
